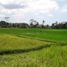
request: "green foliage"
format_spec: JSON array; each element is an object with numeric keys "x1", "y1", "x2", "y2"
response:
[
  {"x1": 0, "y1": 28, "x2": 67, "y2": 67},
  {"x1": 0, "y1": 28, "x2": 67, "y2": 42}
]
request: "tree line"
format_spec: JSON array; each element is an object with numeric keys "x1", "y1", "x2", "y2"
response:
[{"x1": 0, "y1": 19, "x2": 67, "y2": 29}]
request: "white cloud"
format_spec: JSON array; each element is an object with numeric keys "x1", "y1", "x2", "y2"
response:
[
  {"x1": 0, "y1": 0, "x2": 59, "y2": 22},
  {"x1": 28, "y1": 0, "x2": 59, "y2": 13},
  {"x1": 61, "y1": 4, "x2": 67, "y2": 13},
  {"x1": 48, "y1": 14, "x2": 53, "y2": 17}
]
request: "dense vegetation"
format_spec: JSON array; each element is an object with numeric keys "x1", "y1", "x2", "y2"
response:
[
  {"x1": 0, "y1": 28, "x2": 67, "y2": 67},
  {"x1": 0, "y1": 20, "x2": 67, "y2": 29}
]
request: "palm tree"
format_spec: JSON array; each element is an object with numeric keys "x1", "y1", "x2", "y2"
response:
[
  {"x1": 30, "y1": 19, "x2": 39, "y2": 28},
  {"x1": 42, "y1": 20, "x2": 45, "y2": 25},
  {"x1": 41, "y1": 20, "x2": 45, "y2": 28}
]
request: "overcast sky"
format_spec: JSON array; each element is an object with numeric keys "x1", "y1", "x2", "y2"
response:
[{"x1": 0, "y1": 0, "x2": 67, "y2": 25}]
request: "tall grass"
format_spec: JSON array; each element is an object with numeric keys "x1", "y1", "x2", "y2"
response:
[
  {"x1": 0, "y1": 28, "x2": 67, "y2": 42},
  {"x1": 0, "y1": 28, "x2": 67, "y2": 67}
]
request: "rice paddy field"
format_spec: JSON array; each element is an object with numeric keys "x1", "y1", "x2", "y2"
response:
[{"x1": 0, "y1": 28, "x2": 67, "y2": 67}]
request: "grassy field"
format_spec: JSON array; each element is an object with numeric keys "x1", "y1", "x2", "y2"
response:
[{"x1": 0, "y1": 28, "x2": 67, "y2": 67}]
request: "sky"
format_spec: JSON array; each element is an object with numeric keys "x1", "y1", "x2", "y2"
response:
[{"x1": 0, "y1": 0, "x2": 67, "y2": 25}]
